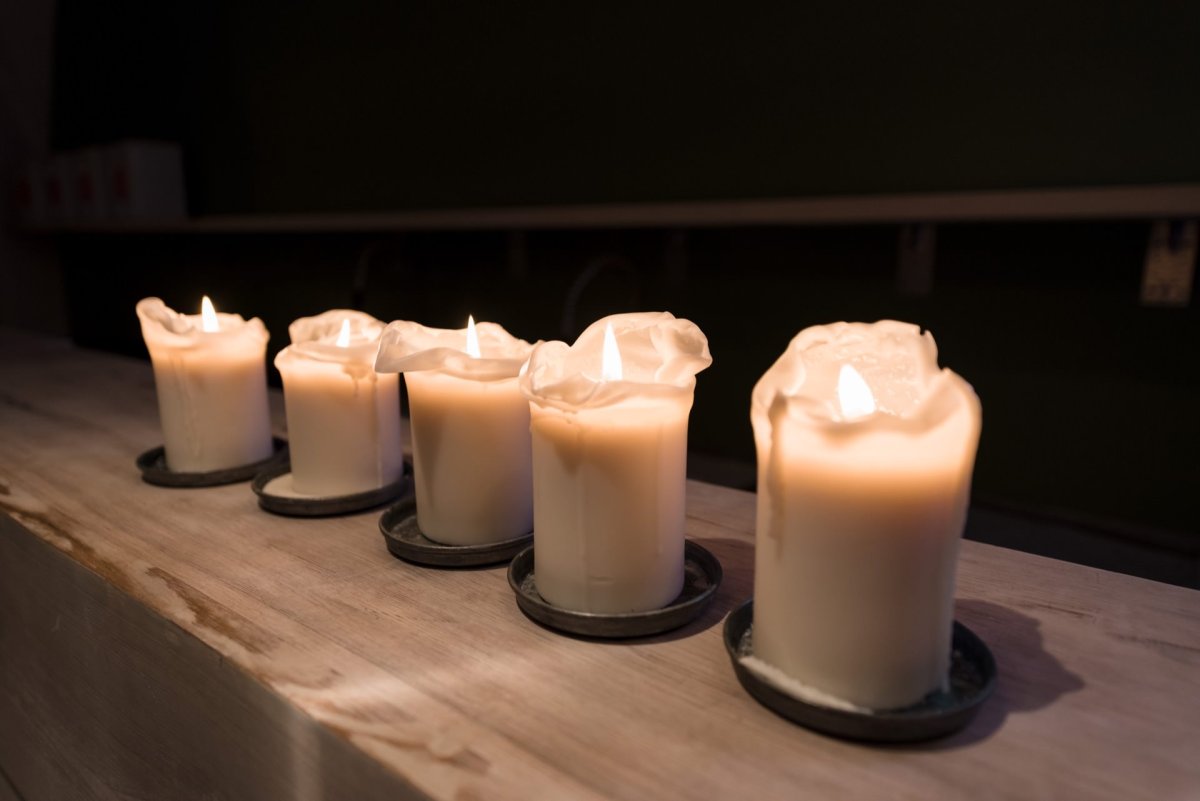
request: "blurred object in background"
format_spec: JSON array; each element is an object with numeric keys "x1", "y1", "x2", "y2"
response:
[
  {"x1": 104, "y1": 140, "x2": 187, "y2": 223},
  {"x1": 14, "y1": 140, "x2": 186, "y2": 227}
]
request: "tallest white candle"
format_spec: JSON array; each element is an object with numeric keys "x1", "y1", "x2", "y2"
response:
[
  {"x1": 750, "y1": 320, "x2": 981, "y2": 710},
  {"x1": 136, "y1": 297, "x2": 273, "y2": 472}
]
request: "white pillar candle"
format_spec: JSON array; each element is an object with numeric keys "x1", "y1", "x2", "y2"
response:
[
  {"x1": 749, "y1": 320, "x2": 982, "y2": 711},
  {"x1": 375, "y1": 317, "x2": 534, "y2": 545},
  {"x1": 274, "y1": 310, "x2": 404, "y2": 497},
  {"x1": 519, "y1": 312, "x2": 712, "y2": 614},
  {"x1": 136, "y1": 297, "x2": 273, "y2": 473}
]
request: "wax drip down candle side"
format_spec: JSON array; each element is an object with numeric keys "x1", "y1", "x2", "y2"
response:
[
  {"x1": 375, "y1": 317, "x2": 534, "y2": 546},
  {"x1": 273, "y1": 309, "x2": 403, "y2": 497},
  {"x1": 519, "y1": 312, "x2": 712, "y2": 614},
  {"x1": 136, "y1": 296, "x2": 274, "y2": 473},
  {"x1": 749, "y1": 320, "x2": 982, "y2": 711}
]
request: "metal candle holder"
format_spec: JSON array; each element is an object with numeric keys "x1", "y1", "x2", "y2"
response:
[
  {"x1": 507, "y1": 539, "x2": 723, "y2": 639},
  {"x1": 253, "y1": 462, "x2": 412, "y2": 517},
  {"x1": 136, "y1": 438, "x2": 288, "y2": 488},
  {"x1": 379, "y1": 495, "x2": 533, "y2": 568},
  {"x1": 722, "y1": 599, "x2": 997, "y2": 743}
]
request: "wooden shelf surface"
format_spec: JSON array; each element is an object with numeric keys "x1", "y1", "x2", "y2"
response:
[{"x1": 0, "y1": 328, "x2": 1198, "y2": 800}]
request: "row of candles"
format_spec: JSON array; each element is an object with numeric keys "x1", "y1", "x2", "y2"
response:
[{"x1": 136, "y1": 297, "x2": 980, "y2": 712}]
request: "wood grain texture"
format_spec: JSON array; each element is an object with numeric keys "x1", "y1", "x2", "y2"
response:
[{"x1": 1, "y1": 328, "x2": 1198, "y2": 801}]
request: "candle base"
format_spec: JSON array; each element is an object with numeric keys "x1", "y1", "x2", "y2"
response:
[
  {"x1": 723, "y1": 599, "x2": 996, "y2": 743},
  {"x1": 506, "y1": 540, "x2": 722, "y2": 639},
  {"x1": 136, "y1": 438, "x2": 288, "y2": 488},
  {"x1": 252, "y1": 462, "x2": 412, "y2": 517},
  {"x1": 379, "y1": 496, "x2": 533, "y2": 568}
]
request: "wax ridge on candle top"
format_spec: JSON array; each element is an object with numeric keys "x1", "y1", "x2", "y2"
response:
[
  {"x1": 136, "y1": 297, "x2": 269, "y2": 349},
  {"x1": 375, "y1": 319, "x2": 533, "y2": 381},
  {"x1": 521, "y1": 312, "x2": 711, "y2": 411},
  {"x1": 280, "y1": 309, "x2": 386, "y2": 365},
  {"x1": 752, "y1": 320, "x2": 974, "y2": 433}
]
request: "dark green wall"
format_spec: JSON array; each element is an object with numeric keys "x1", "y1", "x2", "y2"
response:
[
  {"x1": 53, "y1": 2, "x2": 1200, "y2": 214},
  {"x1": 60, "y1": 221, "x2": 1199, "y2": 551}
]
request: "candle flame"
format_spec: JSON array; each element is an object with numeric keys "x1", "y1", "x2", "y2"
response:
[
  {"x1": 601, "y1": 322, "x2": 623, "y2": 381},
  {"x1": 465, "y1": 315, "x2": 481, "y2": 358},
  {"x1": 837, "y1": 364, "x2": 876, "y2": 420},
  {"x1": 200, "y1": 296, "x2": 220, "y2": 332},
  {"x1": 335, "y1": 319, "x2": 351, "y2": 348}
]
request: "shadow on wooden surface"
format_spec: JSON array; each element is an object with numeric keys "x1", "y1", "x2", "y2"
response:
[{"x1": 892, "y1": 599, "x2": 1087, "y2": 752}]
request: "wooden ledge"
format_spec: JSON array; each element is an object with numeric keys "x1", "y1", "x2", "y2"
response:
[{"x1": 1, "y1": 328, "x2": 1198, "y2": 800}]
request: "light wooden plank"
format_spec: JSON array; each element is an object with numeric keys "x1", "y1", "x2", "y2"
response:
[{"x1": 1, "y1": 327, "x2": 1198, "y2": 800}]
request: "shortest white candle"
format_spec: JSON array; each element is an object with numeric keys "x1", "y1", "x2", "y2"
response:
[
  {"x1": 375, "y1": 317, "x2": 534, "y2": 545},
  {"x1": 136, "y1": 296, "x2": 273, "y2": 472},
  {"x1": 750, "y1": 320, "x2": 982, "y2": 710},
  {"x1": 274, "y1": 310, "x2": 403, "y2": 497},
  {"x1": 520, "y1": 312, "x2": 712, "y2": 614}
]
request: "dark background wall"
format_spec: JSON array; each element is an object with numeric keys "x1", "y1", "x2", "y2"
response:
[
  {"x1": 38, "y1": 1, "x2": 1200, "y2": 586},
  {"x1": 51, "y1": 1, "x2": 1200, "y2": 214},
  {"x1": 60, "y1": 222, "x2": 1199, "y2": 585}
]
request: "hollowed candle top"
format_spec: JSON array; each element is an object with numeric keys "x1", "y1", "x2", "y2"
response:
[
  {"x1": 520, "y1": 312, "x2": 712, "y2": 411},
  {"x1": 374, "y1": 320, "x2": 533, "y2": 381},
  {"x1": 137, "y1": 297, "x2": 268, "y2": 352},
  {"x1": 751, "y1": 320, "x2": 980, "y2": 470},
  {"x1": 276, "y1": 310, "x2": 386, "y2": 369}
]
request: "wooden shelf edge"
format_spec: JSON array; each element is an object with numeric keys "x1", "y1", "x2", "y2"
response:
[{"x1": 17, "y1": 184, "x2": 1200, "y2": 236}]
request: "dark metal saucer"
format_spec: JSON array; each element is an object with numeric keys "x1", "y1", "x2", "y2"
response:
[
  {"x1": 507, "y1": 540, "x2": 723, "y2": 639},
  {"x1": 723, "y1": 599, "x2": 997, "y2": 743},
  {"x1": 136, "y1": 437, "x2": 288, "y2": 488},
  {"x1": 379, "y1": 495, "x2": 533, "y2": 568},
  {"x1": 253, "y1": 462, "x2": 411, "y2": 517}
]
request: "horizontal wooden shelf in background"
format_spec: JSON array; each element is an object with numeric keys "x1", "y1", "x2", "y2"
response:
[{"x1": 19, "y1": 184, "x2": 1200, "y2": 236}]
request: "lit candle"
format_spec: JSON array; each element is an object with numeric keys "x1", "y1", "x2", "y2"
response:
[
  {"x1": 749, "y1": 320, "x2": 982, "y2": 710},
  {"x1": 136, "y1": 296, "x2": 273, "y2": 472},
  {"x1": 519, "y1": 312, "x2": 712, "y2": 613},
  {"x1": 375, "y1": 317, "x2": 534, "y2": 545},
  {"x1": 274, "y1": 310, "x2": 404, "y2": 497}
]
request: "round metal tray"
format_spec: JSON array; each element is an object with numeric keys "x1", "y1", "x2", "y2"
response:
[
  {"x1": 723, "y1": 599, "x2": 997, "y2": 743},
  {"x1": 253, "y1": 462, "x2": 411, "y2": 517},
  {"x1": 380, "y1": 495, "x2": 533, "y2": 568},
  {"x1": 507, "y1": 540, "x2": 723, "y2": 639},
  {"x1": 136, "y1": 438, "x2": 288, "y2": 488}
]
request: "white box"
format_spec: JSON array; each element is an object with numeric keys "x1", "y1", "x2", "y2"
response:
[{"x1": 104, "y1": 140, "x2": 187, "y2": 222}]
